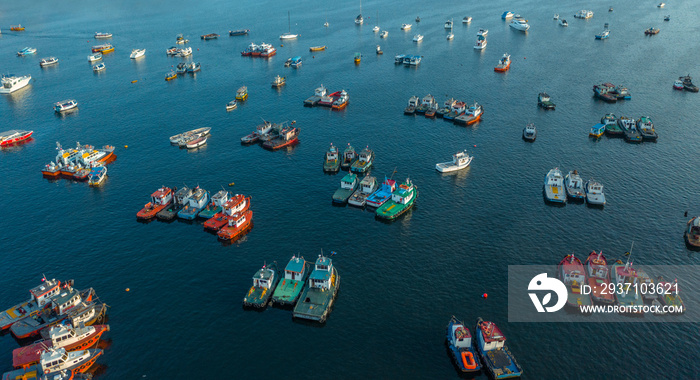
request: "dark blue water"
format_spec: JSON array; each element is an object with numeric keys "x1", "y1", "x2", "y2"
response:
[{"x1": 1, "y1": 0, "x2": 699, "y2": 378}]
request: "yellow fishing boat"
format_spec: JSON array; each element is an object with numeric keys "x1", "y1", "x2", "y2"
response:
[
  {"x1": 236, "y1": 86, "x2": 248, "y2": 101},
  {"x1": 100, "y1": 45, "x2": 115, "y2": 54},
  {"x1": 10, "y1": 25, "x2": 25, "y2": 31},
  {"x1": 309, "y1": 46, "x2": 326, "y2": 52},
  {"x1": 354, "y1": 52, "x2": 361, "y2": 64},
  {"x1": 165, "y1": 71, "x2": 177, "y2": 81}
]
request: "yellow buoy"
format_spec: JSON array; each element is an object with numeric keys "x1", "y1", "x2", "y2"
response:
[
  {"x1": 124, "y1": 145, "x2": 128, "y2": 148},
  {"x1": 125, "y1": 288, "x2": 130, "y2": 292},
  {"x1": 131, "y1": 80, "x2": 138, "y2": 83},
  {"x1": 228, "y1": 182, "x2": 235, "y2": 186}
]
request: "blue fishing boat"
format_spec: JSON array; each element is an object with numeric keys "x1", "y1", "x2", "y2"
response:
[
  {"x1": 177, "y1": 186, "x2": 209, "y2": 220},
  {"x1": 475, "y1": 317, "x2": 523, "y2": 379},
  {"x1": 290, "y1": 56, "x2": 302, "y2": 68},
  {"x1": 365, "y1": 177, "x2": 397, "y2": 208},
  {"x1": 293, "y1": 253, "x2": 339, "y2": 323},
  {"x1": 446, "y1": 316, "x2": 481, "y2": 373},
  {"x1": 589, "y1": 123, "x2": 605, "y2": 138}
]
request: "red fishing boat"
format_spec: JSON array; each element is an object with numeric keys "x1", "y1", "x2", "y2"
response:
[
  {"x1": 318, "y1": 91, "x2": 341, "y2": 107},
  {"x1": 136, "y1": 187, "x2": 173, "y2": 220},
  {"x1": 0, "y1": 130, "x2": 33, "y2": 146},
  {"x1": 13, "y1": 323, "x2": 109, "y2": 369},
  {"x1": 262, "y1": 125, "x2": 299, "y2": 150},
  {"x1": 585, "y1": 251, "x2": 616, "y2": 304},
  {"x1": 203, "y1": 195, "x2": 251, "y2": 231},
  {"x1": 217, "y1": 210, "x2": 253, "y2": 240},
  {"x1": 558, "y1": 253, "x2": 592, "y2": 309}
]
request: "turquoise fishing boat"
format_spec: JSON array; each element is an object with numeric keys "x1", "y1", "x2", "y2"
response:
[
  {"x1": 475, "y1": 317, "x2": 523, "y2": 379},
  {"x1": 243, "y1": 262, "x2": 279, "y2": 309},
  {"x1": 271, "y1": 255, "x2": 309, "y2": 306},
  {"x1": 332, "y1": 173, "x2": 359, "y2": 204},
  {"x1": 350, "y1": 146, "x2": 374, "y2": 173},
  {"x1": 177, "y1": 187, "x2": 209, "y2": 220},
  {"x1": 293, "y1": 253, "x2": 339, "y2": 323},
  {"x1": 375, "y1": 178, "x2": 416, "y2": 220},
  {"x1": 197, "y1": 189, "x2": 230, "y2": 219},
  {"x1": 323, "y1": 143, "x2": 340, "y2": 172}
]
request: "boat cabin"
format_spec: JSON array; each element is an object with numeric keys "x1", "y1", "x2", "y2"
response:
[
  {"x1": 453, "y1": 152, "x2": 470, "y2": 166},
  {"x1": 340, "y1": 173, "x2": 358, "y2": 190},
  {"x1": 421, "y1": 94, "x2": 435, "y2": 106},
  {"x1": 452, "y1": 101, "x2": 466, "y2": 113},
  {"x1": 407, "y1": 96, "x2": 419, "y2": 107},
  {"x1": 587, "y1": 181, "x2": 604, "y2": 195},
  {"x1": 308, "y1": 255, "x2": 334, "y2": 290},
  {"x1": 252, "y1": 265, "x2": 276, "y2": 290},
  {"x1": 587, "y1": 252, "x2": 609, "y2": 279},
  {"x1": 602, "y1": 114, "x2": 617, "y2": 125},
  {"x1": 56, "y1": 147, "x2": 81, "y2": 166},
  {"x1": 637, "y1": 116, "x2": 654, "y2": 131},
  {"x1": 688, "y1": 218, "x2": 700, "y2": 238},
  {"x1": 284, "y1": 256, "x2": 306, "y2": 281},
  {"x1": 51, "y1": 288, "x2": 82, "y2": 315},
  {"x1": 49, "y1": 323, "x2": 91, "y2": 345},
  {"x1": 223, "y1": 195, "x2": 248, "y2": 216},
  {"x1": 478, "y1": 320, "x2": 506, "y2": 350},
  {"x1": 210, "y1": 190, "x2": 230, "y2": 207},
  {"x1": 29, "y1": 279, "x2": 62, "y2": 309},
  {"x1": 451, "y1": 323, "x2": 472, "y2": 348},
  {"x1": 357, "y1": 149, "x2": 372, "y2": 164},
  {"x1": 360, "y1": 176, "x2": 377, "y2": 193},
  {"x1": 174, "y1": 187, "x2": 193, "y2": 206},
  {"x1": 227, "y1": 211, "x2": 248, "y2": 228},
  {"x1": 561, "y1": 255, "x2": 586, "y2": 286},
  {"x1": 615, "y1": 262, "x2": 638, "y2": 286},
  {"x1": 290, "y1": 56, "x2": 302, "y2": 67},
  {"x1": 279, "y1": 127, "x2": 297, "y2": 141},
  {"x1": 187, "y1": 187, "x2": 207, "y2": 207},
  {"x1": 382, "y1": 178, "x2": 397, "y2": 193},
  {"x1": 546, "y1": 170, "x2": 564, "y2": 186},
  {"x1": 395, "y1": 54, "x2": 406, "y2": 63},
  {"x1": 326, "y1": 145, "x2": 339, "y2": 161},
  {"x1": 391, "y1": 179, "x2": 414, "y2": 204},
  {"x1": 314, "y1": 85, "x2": 327, "y2": 97},
  {"x1": 150, "y1": 187, "x2": 173, "y2": 206}
]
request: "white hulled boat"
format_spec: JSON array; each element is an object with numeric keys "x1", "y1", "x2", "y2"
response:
[
  {"x1": 401, "y1": 23, "x2": 412, "y2": 30},
  {"x1": 0, "y1": 75, "x2": 31, "y2": 94},
  {"x1": 436, "y1": 151, "x2": 472, "y2": 173},
  {"x1": 463, "y1": 16, "x2": 472, "y2": 23},
  {"x1": 510, "y1": 19, "x2": 530, "y2": 31},
  {"x1": 544, "y1": 168, "x2": 566, "y2": 203},
  {"x1": 54, "y1": 99, "x2": 78, "y2": 113},
  {"x1": 40, "y1": 57, "x2": 59, "y2": 67},
  {"x1": 574, "y1": 10, "x2": 594, "y2": 19},
  {"x1": 413, "y1": 34, "x2": 423, "y2": 42},
  {"x1": 94, "y1": 32, "x2": 112, "y2": 39},
  {"x1": 477, "y1": 28, "x2": 488, "y2": 36},
  {"x1": 93, "y1": 62, "x2": 106, "y2": 72},
  {"x1": 445, "y1": 19, "x2": 453, "y2": 29},
  {"x1": 474, "y1": 35, "x2": 487, "y2": 49},
  {"x1": 88, "y1": 53, "x2": 102, "y2": 62},
  {"x1": 565, "y1": 170, "x2": 585, "y2": 199},
  {"x1": 130, "y1": 49, "x2": 146, "y2": 59},
  {"x1": 585, "y1": 180, "x2": 606, "y2": 205}
]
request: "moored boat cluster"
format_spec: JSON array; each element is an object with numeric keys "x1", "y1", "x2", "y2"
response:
[
  {"x1": 591, "y1": 113, "x2": 658, "y2": 143},
  {"x1": 544, "y1": 168, "x2": 605, "y2": 206},
  {"x1": 405, "y1": 95, "x2": 483, "y2": 125},
  {"x1": 240, "y1": 120, "x2": 299, "y2": 150},
  {"x1": 302, "y1": 85, "x2": 349, "y2": 109},
  {"x1": 41, "y1": 142, "x2": 115, "y2": 186}
]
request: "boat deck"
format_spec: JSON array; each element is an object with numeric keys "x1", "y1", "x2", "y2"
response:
[
  {"x1": 304, "y1": 96, "x2": 321, "y2": 107},
  {"x1": 272, "y1": 279, "x2": 304, "y2": 305},
  {"x1": 293, "y1": 271, "x2": 339, "y2": 322},
  {"x1": 483, "y1": 348, "x2": 522, "y2": 379}
]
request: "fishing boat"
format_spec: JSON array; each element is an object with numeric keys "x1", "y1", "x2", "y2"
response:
[
  {"x1": 54, "y1": 100, "x2": 78, "y2": 113},
  {"x1": 537, "y1": 93, "x2": 556, "y2": 109},
  {"x1": 425, "y1": 102, "x2": 438, "y2": 117},
  {"x1": 446, "y1": 316, "x2": 481, "y2": 373},
  {"x1": 99, "y1": 44, "x2": 114, "y2": 54},
  {"x1": 289, "y1": 56, "x2": 303, "y2": 68},
  {"x1": 509, "y1": 18, "x2": 530, "y2": 31},
  {"x1": 595, "y1": 23, "x2": 610, "y2": 39},
  {"x1": 401, "y1": 23, "x2": 412, "y2": 30},
  {"x1": 585, "y1": 180, "x2": 606, "y2": 206},
  {"x1": 177, "y1": 187, "x2": 210, "y2": 220},
  {"x1": 176, "y1": 34, "x2": 188, "y2": 44},
  {"x1": 200, "y1": 33, "x2": 219, "y2": 40},
  {"x1": 10, "y1": 25, "x2": 25, "y2": 31},
  {"x1": 522, "y1": 123, "x2": 537, "y2": 142},
  {"x1": 170, "y1": 127, "x2": 211, "y2": 145},
  {"x1": 177, "y1": 47, "x2": 192, "y2": 57},
  {"x1": 260, "y1": 43, "x2": 277, "y2": 57},
  {"x1": 437, "y1": 98, "x2": 456, "y2": 118},
  {"x1": 176, "y1": 62, "x2": 188, "y2": 74},
  {"x1": 589, "y1": 123, "x2": 605, "y2": 138},
  {"x1": 94, "y1": 32, "x2": 112, "y2": 39},
  {"x1": 157, "y1": 186, "x2": 193, "y2": 220},
  {"x1": 637, "y1": 116, "x2": 658, "y2": 141},
  {"x1": 685, "y1": 216, "x2": 700, "y2": 249},
  {"x1": 41, "y1": 162, "x2": 63, "y2": 178},
  {"x1": 293, "y1": 253, "x2": 339, "y2": 323},
  {"x1": 645, "y1": 27, "x2": 660, "y2": 35},
  {"x1": 226, "y1": 100, "x2": 238, "y2": 111},
  {"x1": 130, "y1": 49, "x2": 146, "y2": 59},
  {"x1": 12, "y1": 323, "x2": 109, "y2": 369},
  {"x1": 262, "y1": 124, "x2": 299, "y2": 150},
  {"x1": 0, "y1": 130, "x2": 33, "y2": 146},
  {"x1": 445, "y1": 101, "x2": 466, "y2": 120},
  {"x1": 474, "y1": 318, "x2": 523, "y2": 379},
  {"x1": 366, "y1": 177, "x2": 397, "y2": 208},
  {"x1": 186, "y1": 136, "x2": 207, "y2": 149},
  {"x1": 3, "y1": 347, "x2": 102, "y2": 378},
  {"x1": 203, "y1": 194, "x2": 250, "y2": 231},
  {"x1": 544, "y1": 168, "x2": 566, "y2": 203},
  {"x1": 92, "y1": 62, "x2": 106, "y2": 72},
  {"x1": 332, "y1": 173, "x2": 359, "y2": 204},
  {"x1": 394, "y1": 54, "x2": 406, "y2": 64},
  {"x1": 618, "y1": 116, "x2": 642, "y2": 143},
  {"x1": 40, "y1": 57, "x2": 59, "y2": 67},
  {"x1": 612, "y1": 85, "x2": 631, "y2": 99},
  {"x1": 446, "y1": 33, "x2": 454, "y2": 40},
  {"x1": 348, "y1": 176, "x2": 378, "y2": 207},
  {"x1": 416, "y1": 94, "x2": 436, "y2": 113},
  {"x1": 0, "y1": 279, "x2": 63, "y2": 331},
  {"x1": 280, "y1": 11, "x2": 299, "y2": 39},
  {"x1": 413, "y1": 34, "x2": 423, "y2": 42},
  {"x1": 380, "y1": 30, "x2": 388, "y2": 38},
  {"x1": 17, "y1": 47, "x2": 37, "y2": 56},
  {"x1": 90, "y1": 44, "x2": 109, "y2": 53},
  {"x1": 474, "y1": 35, "x2": 487, "y2": 49},
  {"x1": 559, "y1": 19, "x2": 568, "y2": 27},
  {"x1": 341, "y1": 144, "x2": 357, "y2": 169},
  {"x1": 455, "y1": 102, "x2": 483, "y2": 125},
  {"x1": 187, "y1": 62, "x2": 201, "y2": 73},
  {"x1": 10, "y1": 287, "x2": 96, "y2": 339},
  {"x1": 229, "y1": 29, "x2": 250, "y2": 36},
  {"x1": 673, "y1": 79, "x2": 684, "y2": 90},
  {"x1": 323, "y1": 144, "x2": 340, "y2": 173},
  {"x1": 463, "y1": 16, "x2": 472, "y2": 23},
  {"x1": 87, "y1": 165, "x2": 107, "y2": 186},
  {"x1": 354, "y1": 52, "x2": 361, "y2": 64},
  {"x1": 564, "y1": 170, "x2": 585, "y2": 200},
  {"x1": 680, "y1": 75, "x2": 699, "y2": 92},
  {"x1": 601, "y1": 113, "x2": 622, "y2": 136},
  {"x1": 404, "y1": 96, "x2": 419, "y2": 115},
  {"x1": 198, "y1": 190, "x2": 230, "y2": 219},
  {"x1": 350, "y1": 147, "x2": 373, "y2": 173},
  {"x1": 243, "y1": 263, "x2": 279, "y2": 308},
  {"x1": 236, "y1": 86, "x2": 248, "y2": 101},
  {"x1": 272, "y1": 75, "x2": 287, "y2": 87},
  {"x1": 574, "y1": 10, "x2": 594, "y2": 19},
  {"x1": 376, "y1": 178, "x2": 416, "y2": 220},
  {"x1": 137, "y1": 187, "x2": 173, "y2": 220},
  {"x1": 436, "y1": 151, "x2": 472, "y2": 173},
  {"x1": 271, "y1": 256, "x2": 309, "y2": 306},
  {"x1": 611, "y1": 258, "x2": 644, "y2": 314},
  {"x1": 657, "y1": 277, "x2": 684, "y2": 312},
  {"x1": 502, "y1": 12, "x2": 514, "y2": 20},
  {"x1": 586, "y1": 251, "x2": 616, "y2": 304},
  {"x1": 494, "y1": 53, "x2": 511, "y2": 72},
  {"x1": 217, "y1": 209, "x2": 253, "y2": 240},
  {"x1": 593, "y1": 83, "x2": 617, "y2": 103},
  {"x1": 558, "y1": 254, "x2": 592, "y2": 310},
  {"x1": 88, "y1": 53, "x2": 102, "y2": 62},
  {"x1": 332, "y1": 90, "x2": 349, "y2": 109}
]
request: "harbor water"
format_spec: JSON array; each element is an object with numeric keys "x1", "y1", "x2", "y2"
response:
[{"x1": 1, "y1": 0, "x2": 699, "y2": 378}]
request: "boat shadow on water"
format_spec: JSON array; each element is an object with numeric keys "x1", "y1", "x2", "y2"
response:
[{"x1": 0, "y1": 138, "x2": 34, "y2": 153}]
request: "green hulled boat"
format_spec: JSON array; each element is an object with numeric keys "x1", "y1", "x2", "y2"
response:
[
  {"x1": 243, "y1": 262, "x2": 280, "y2": 309},
  {"x1": 376, "y1": 177, "x2": 416, "y2": 220},
  {"x1": 198, "y1": 190, "x2": 230, "y2": 219},
  {"x1": 601, "y1": 113, "x2": 623, "y2": 136},
  {"x1": 271, "y1": 255, "x2": 309, "y2": 306},
  {"x1": 332, "y1": 173, "x2": 359, "y2": 204},
  {"x1": 293, "y1": 254, "x2": 339, "y2": 323},
  {"x1": 340, "y1": 144, "x2": 356, "y2": 170},
  {"x1": 323, "y1": 143, "x2": 340, "y2": 173},
  {"x1": 350, "y1": 146, "x2": 374, "y2": 173}
]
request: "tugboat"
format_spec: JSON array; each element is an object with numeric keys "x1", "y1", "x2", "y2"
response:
[
  {"x1": 543, "y1": 168, "x2": 566, "y2": 203},
  {"x1": 3, "y1": 347, "x2": 102, "y2": 377},
  {"x1": 585, "y1": 180, "x2": 606, "y2": 206},
  {"x1": 558, "y1": 254, "x2": 592, "y2": 310},
  {"x1": 271, "y1": 256, "x2": 309, "y2": 306},
  {"x1": 12, "y1": 323, "x2": 109, "y2": 369},
  {"x1": 331, "y1": 90, "x2": 349, "y2": 109},
  {"x1": 537, "y1": 92, "x2": 556, "y2": 109},
  {"x1": 136, "y1": 187, "x2": 173, "y2": 220},
  {"x1": 366, "y1": 177, "x2": 397, "y2": 208},
  {"x1": 446, "y1": 316, "x2": 481, "y2": 373},
  {"x1": 376, "y1": 178, "x2": 417, "y2": 220},
  {"x1": 243, "y1": 262, "x2": 279, "y2": 308},
  {"x1": 585, "y1": 251, "x2": 616, "y2": 304},
  {"x1": 348, "y1": 176, "x2": 378, "y2": 207},
  {"x1": 198, "y1": 190, "x2": 230, "y2": 219},
  {"x1": 157, "y1": 186, "x2": 194, "y2": 220},
  {"x1": 323, "y1": 144, "x2": 341, "y2": 173},
  {"x1": 0, "y1": 279, "x2": 63, "y2": 331},
  {"x1": 350, "y1": 146, "x2": 374, "y2": 173},
  {"x1": 494, "y1": 53, "x2": 511, "y2": 72},
  {"x1": 684, "y1": 216, "x2": 700, "y2": 250},
  {"x1": 217, "y1": 210, "x2": 253, "y2": 240},
  {"x1": 203, "y1": 194, "x2": 250, "y2": 231},
  {"x1": 637, "y1": 116, "x2": 658, "y2": 141},
  {"x1": 341, "y1": 144, "x2": 357, "y2": 169},
  {"x1": 177, "y1": 187, "x2": 210, "y2": 220},
  {"x1": 404, "y1": 96, "x2": 419, "y2": 115},
  {"x1": 293, "y1": 253, "x2": 340, "y2": 323},
  {"x1": 262, "y1": 124, "x2": 299, "y2": 150},
  {"x1": 474, "y1": 318, "x2": 523, "y2": 379},
  {"x1": 601, "y1": 113, "x2": 623, "y2": 136},
  {"x1": 332, "y1": 172, "x2": 359, "y2": 204},
  {"x1": 436, "y1": 151, "x2": 472, "y2": 173},
  {"x1": 680, "y1": 75, "x2": 699, "y2": 92},
  {"x1": 564, "y1": 170, "x2": 585, "y2": 200},
  {"x1": 454, "y1": 102, "x2": 483, "y2": 125},
  {"x1": 618, "y1": 116, "x2": 642, "y2": 143},
  {"x1": 522, "y1": 123, "x2": 537, "y2": 142}
]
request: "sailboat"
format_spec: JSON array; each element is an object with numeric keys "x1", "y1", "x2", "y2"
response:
[
  {"x1": 373, "y1": 12, "x2": 380, "y2": 32},
  {"x1": 280, "y1": 11, "x2": 299, "y2": 39},
  {"x1": 355, "y1": 0, "x2": 363, "y2": 24}
]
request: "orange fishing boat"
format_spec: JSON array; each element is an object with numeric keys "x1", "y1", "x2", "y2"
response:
[
  {"x1": 493, "y1": 53, "x2": 511, "y2": 72},
  {"x1": 13, "y1": 324, "x2": 109, "y2": 369},
  {"x1": 203, "y1": 195, "x2": 251, "y2": 231},
  {"x1": 217, "y1": 210, "x2": 253, "y2": 240},
  {"x1": 136, "y1": 187, "x2": 173, "y2": 220}
]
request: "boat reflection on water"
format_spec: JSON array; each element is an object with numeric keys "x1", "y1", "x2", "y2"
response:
[
  {"x1": 219, "y1": 223, "x2": 253, "y2": 247},
  {"x1": 0, "y1": 137, "x2": 34, "y2": 152},
  {"x1": 56, "y1": 108, "x2": 79, "y2": 118}
]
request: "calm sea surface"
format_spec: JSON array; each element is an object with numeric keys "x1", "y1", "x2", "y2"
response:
[{"x1": 1, "y1": 0, "x2": 699, "y2": 378}]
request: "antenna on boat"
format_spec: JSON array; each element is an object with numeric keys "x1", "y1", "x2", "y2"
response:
[
  {"x1": 624, "y1": 241, "x2": 634, "y2": 264},
  {"x1": 389, "y1": 166, "x2": 398, "y2": 179}
]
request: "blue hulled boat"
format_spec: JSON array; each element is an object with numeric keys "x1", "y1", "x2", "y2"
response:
[
  {"x1": 475, "y1": 318, "x2": 523, "y2": 379},
  {"x1": 446, "y1": 316, "x2": 481, "y2": 373},
  {"x1": 365, "y1": 177, "x2": 397, "y2": 208},
  {"x1": 177, "y1": 187, "x2": 209, "y2": 219}
]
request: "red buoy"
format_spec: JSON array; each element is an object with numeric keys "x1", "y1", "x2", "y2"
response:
[{"x1": 482, "y1": 293, "x2": 488, "y2": 298}]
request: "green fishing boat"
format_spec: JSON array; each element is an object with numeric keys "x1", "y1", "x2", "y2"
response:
[
  {"x1": 332, "y1": 173, "x2": 359, "y2": 204},
  {"x1": 243, "y1": 262, "x2": 280, "y2": 309},
  {"x1": 350, "y1": 146, "x2": 374, "y2": 173},
  {"x1": 293, "y1": 253, "x2": 339, "y2": 323},
  {"x1": 375, "y1": 177, "x2": 416, "y2": 220},
  {"x1": 271, "y1": 255, "x2": 309, "y2": 306},
  {"x1": 323, "y1": 143, "x2": 340, "y2": 173}
]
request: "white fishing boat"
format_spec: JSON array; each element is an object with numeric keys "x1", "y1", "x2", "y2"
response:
[
  {"x1": 39, "y1": 57, "x2": 59, "y2": 67},
  {"x1": 94, "y1": 32, "x2": 112, "y2": 39},
  {"x1": 544, "y1": 168, "x2": 566, "y2": 203},
  {"x1": 463, "y1": 16, "x2": 472, "y2": 24},
  {"x1": 92, "y1": 62, "x2": 106, "y2": 72},
  {"x1": 130, "y1": 49, "x2": 146, "y2": 59},
  {"x1": 0, "y1": 75, "x2": 32, "y2": 94},
  {"x1": 445, "y1": 19, "x2": 453, "y2": 29},
  {"x1": 446, "y1": 33, "x2": 454, "y2": 40},
  {"x1": 177, "y1": 47, "x2": 193, "y2": 57},
  {"x1": 585, "y1": 180, "x2": 606, "y2": 206},
  {"x1": 474, "y1": 35, "x2": 487, "y2": 49},
  {"x1": 54, "y1": 99, "x2": 78, "y2": 113},
  {"x1": 226, "y1": 100, "x2": 238, "y2": 111},
  {"x1": 348, "y1": 176, "x2": 379, "y2": 207},
  {"x1": 565, "y1": 170, "x2": 585, "y2": 199},
  {"x1": 380, "y1": 30, "x2": 388, "y2": 38},
  {"x1": 510, "y1": 19, "x2": 530, "y2": 31},
  {"x1": 413, "y1": 34, "x2": 423, "y2": 42},
  {"x1": 436, "y1": 151, "x2": 473, "y2": 173},
  {"x1": 477, "y1": 28, "x2": 488, "y2": 36},
  {"x1": 186, "y1": 136, "x2": 207, "y2": 149},
  {"x1": 401, "y1": 23, "x2": 412, "y2": 30},
  {"x1": 559, "y1": 19, "x2": 568, "y2": 27},
  {"x1": 88, "y1": 53, "x2": 102, "y2": 62},
  {"x1": 170, "y1": 127, "x2": 212, "y2": 144},
  {"x1": 574, "y1": 10, "x2": 594, "y2": 19}
]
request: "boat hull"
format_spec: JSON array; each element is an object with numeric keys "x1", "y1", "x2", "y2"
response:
[
  {"x1": 217, "y1": 218, "x2": 253, "y2": 240},
  {"x1": 137, "y1": 202, "x2": 170, "y2": 220},
  {"x1": 293, "y1": 268, "x2": 339, "y2": 323}
]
